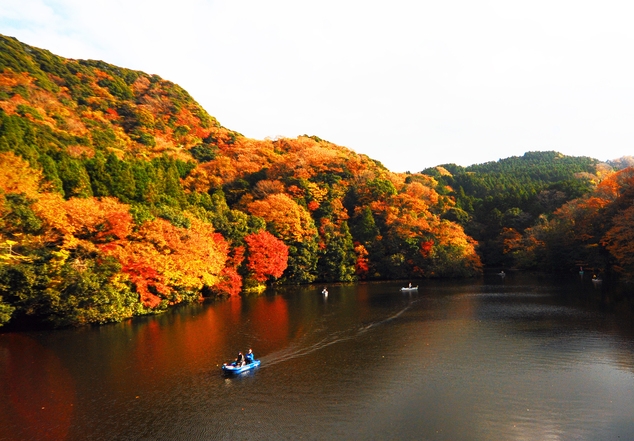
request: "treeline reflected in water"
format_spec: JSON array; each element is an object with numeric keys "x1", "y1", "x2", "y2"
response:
[{"x1": 1, "y1": 275, "x2": 634, "y2": 440}]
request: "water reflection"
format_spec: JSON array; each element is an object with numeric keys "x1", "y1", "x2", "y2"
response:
[
  {"x1": 0, "y1": 335, "x2": 75, "y2": 441},
  {"x1": 1, "y1": 276, "x2": 633, "y2": 440}
]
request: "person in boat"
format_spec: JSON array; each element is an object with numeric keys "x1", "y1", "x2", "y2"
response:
[
  {"x1": 235, "y1": 351, "x2": 245, "y2": 367},
  {"x1": 322, "y1": 287, "x2": 328, "y2": 295},
  {"x1": 408, "y1": 283, "x2": 412, "y2": 288},
  {"x1": 245, "y1": 348, "x2": 254, "y2": 364}
]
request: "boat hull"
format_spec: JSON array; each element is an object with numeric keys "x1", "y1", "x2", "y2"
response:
[
  {"x1": 222, "y1": 359, "x2": 261, "y2": 374},
  {"x1": 400, "y1": 287, "x2": 418, "y2": 292}
]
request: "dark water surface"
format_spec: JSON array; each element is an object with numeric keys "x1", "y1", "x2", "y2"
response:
[{"x1": 1, "y1": 274, "x2": 634, "y2": 440}]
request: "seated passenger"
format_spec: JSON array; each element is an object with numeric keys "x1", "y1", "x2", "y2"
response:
[
  {"x1": 245, "y1": 348, "x2": 254, "y2": 364},
  {"x1": 235, "y1": 351, "x2": 245, "y2": 367}
]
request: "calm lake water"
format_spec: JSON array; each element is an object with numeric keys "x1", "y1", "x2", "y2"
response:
[{"x1": 1, "y1": 273, "x2": 634, "y2": 441}]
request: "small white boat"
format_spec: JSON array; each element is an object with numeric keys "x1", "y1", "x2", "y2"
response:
[
  {"x1": 400, "y1": 286, "x2": 418, "y2": 292},
  {"x1": 498, "y1": 271, "x2": 506, "y2": 278}
]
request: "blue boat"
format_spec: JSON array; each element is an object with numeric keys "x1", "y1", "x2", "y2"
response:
[{"x1": 222, "y1": 359, "x2": 261, "y2": 374}]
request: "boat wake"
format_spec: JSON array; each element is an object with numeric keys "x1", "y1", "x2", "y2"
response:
[
  {"x1": 357, "y1": 304, "x2": 410, "y2": 334},
  {"x1": 260, "y1": 301, "x2": 416, "y2": 367}
]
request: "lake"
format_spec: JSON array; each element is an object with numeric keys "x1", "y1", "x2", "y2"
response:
[{"x1": 1, "y1": 273, "x2": 633, "y2": 440}]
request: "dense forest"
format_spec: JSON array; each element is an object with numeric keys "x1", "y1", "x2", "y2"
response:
[
  {"x1": 422, "y1": 152, "x2": 600, "y2": 267},
  {"x1": 0, "y1": 35, "x2": 483, "y2": 327},
  {"x1": 423, "y1": 153, "x2": 634, "y2": 276},
  {"x1": 1, "y1": 35, "x2": 632, "y2": 328}
]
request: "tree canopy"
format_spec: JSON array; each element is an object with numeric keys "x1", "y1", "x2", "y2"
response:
[{"x1": 0, "y1": 35, "x2": 482, "y2": 327}]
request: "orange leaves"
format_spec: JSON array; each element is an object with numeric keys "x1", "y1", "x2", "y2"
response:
[
  {"x1": 253, "y1": 180, "x2": 285, "y2": 199},
  {"x1": 205, "y1": 137, "x2": 278, "y2": 184},
  {"x1": 500, "y1": 227, "x2": 523, "y2": 255},
  {"x1": 595, "y1": 168, "x2": 634, "y2": 276},
  {"x1": 247, "y1": 194, "x2": 317, "y2": 243},
  {"x1": 354, "y1": 243, "x2": 370, "y2": 277},
  {"x1": 367, "y1": 186, "x2": 434, "y2": 240},
  {"x1": 120, "y1": 260, "x2": 168, "y2": 309},
  {"x1": 33, "y1": 194, "x2": 132, "y2": 248},
  {"x1": 26, "y1": 176, "x2": 229, "y2": 307},
  {"x1": 141, "y1": 219, "x2": 225, "y2": 284},
  {"x1": 602, "y1": 205, "x2": 634, "y2": 274},
  {"x1": 404, "y1": 181, "x2": 439, "y2": 207},
  {"x1": 182, "y1": 164, "x2": 223, "y2": 193},
  {"x1": 268, "y1": 138, "x2": 349, "y2": 180},
  {"x1": 103, "y1": 216, "x2": 228, "y2": 307}
]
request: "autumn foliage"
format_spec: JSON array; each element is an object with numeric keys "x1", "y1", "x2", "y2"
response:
[
  {"x1": 501, "y1": 167, "x2": 634, "y2": 278},
  {"x1": 244, "y1": 230, "x2": 288, "y2": 282},
  {"x1": 7, "y1": 33, "x2": 633, "y2": 330},
  {"x1": 1, "y1": 35, "x2": 488, "y2": 328}
]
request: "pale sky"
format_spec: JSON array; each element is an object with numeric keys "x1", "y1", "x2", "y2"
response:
[{"x1": 1, "y1": 0, "x2": 634, "y2": 172}]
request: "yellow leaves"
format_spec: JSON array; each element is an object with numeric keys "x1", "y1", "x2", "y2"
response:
[
  {"x1": 436, "y1": 166, "x2": 453, "y2": 177},
  {"x1": 0, "y1": 238, "x2": 33, "y2": 263},
  {"x1": 306, "y1": 182, "x2": 328, "y2": 204},
  {"x1": 595, "y1": 163, "x2": 613, "y2": 181},
  {"x1": 0, "y1": 152, "x2": 43, "y2": 197},
  {"x1": 49, "y1": 249, "x2": 70, "y2": 272}
]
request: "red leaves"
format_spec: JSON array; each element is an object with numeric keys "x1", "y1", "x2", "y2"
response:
[
  {"x1": 213, "y1": 267, "x2": 243, "y2": 297},
  {"x1": 121, "y1": 261, "x2": 167, "y2": 308},
  {"x1": 244, "y1": 230, "x2": 288, "y2": 282},
  {"x1": 307, "y1": 201, "x2": 320, "y2": 211},
  {"x1": 420, "y1": 240, "x2": 433, "y2": 257}
]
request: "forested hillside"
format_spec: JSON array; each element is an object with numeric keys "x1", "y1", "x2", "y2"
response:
[
  {"x1": 0, "y1": 35, "x2": 481, "y2": 327},
  {"x1": 422, "y1": 152, "x2": 634, "y2": 279},
  {"x1": 503, "y1": 166, "x2": 634, "y2": 276},
  {"x1": 422, "y1": 152, "x2": 603, "y2": 267}
]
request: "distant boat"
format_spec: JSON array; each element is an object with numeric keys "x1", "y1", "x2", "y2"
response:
[
  {"x1": 498, "y1": 271, "x2": 506, "y2": 278},
  {"x1": 400, "y1": 286, "x2": 418, "y2": 292},
  {"x1": 592, "y1": 276, "x2": 603, "y2": 284}
]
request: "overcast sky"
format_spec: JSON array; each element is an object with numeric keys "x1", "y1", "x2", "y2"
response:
[{"x1": 1, "y1": 0, "x2": 633, "y2": 172}]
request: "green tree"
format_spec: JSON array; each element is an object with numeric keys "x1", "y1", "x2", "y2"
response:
[
  {"x1": 317, "y1": 221, "x2": 356, "y2": 282},
  {"x1": 57, "y1": 156, "x2": 93, "y2": 198},
  {"x1": 85, "y1": 151, "x2": 111, "y2": 197}
]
